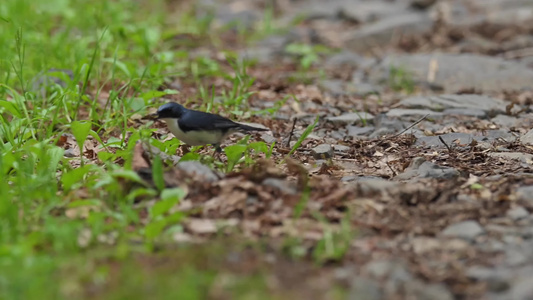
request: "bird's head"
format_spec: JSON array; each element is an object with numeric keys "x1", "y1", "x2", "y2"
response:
[{"x1": 145, "y1": 102, "x2": 186, "y2": 120}]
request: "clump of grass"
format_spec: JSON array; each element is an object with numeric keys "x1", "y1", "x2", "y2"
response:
[{"x1": 388, "y1": 65, "x2": 415, "y2": 94}]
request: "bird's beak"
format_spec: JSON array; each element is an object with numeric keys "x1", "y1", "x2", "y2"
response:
[{"x1": 142, "y1": 113, "x2": 159, "y2": 120}]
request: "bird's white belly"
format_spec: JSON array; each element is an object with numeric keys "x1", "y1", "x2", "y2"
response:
[{"x1": 162, "y1": 118, "x2": 225, "y2": 146}]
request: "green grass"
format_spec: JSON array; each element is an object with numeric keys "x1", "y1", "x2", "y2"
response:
[
  {"x1": 388, "y1": 65, "x2": 415, "y2": 94},
  {"x1": 0, "y1": 0, "x2": 349, "y2": 298}
]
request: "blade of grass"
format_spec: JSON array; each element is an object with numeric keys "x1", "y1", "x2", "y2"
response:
[{"x1": 286, "y1": 115, "x2": 319, "y2": 157}]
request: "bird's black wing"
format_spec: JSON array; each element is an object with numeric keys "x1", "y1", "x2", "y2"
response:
[{"x1": 178, "y1": 110, "x2": 241, "y2": 132}]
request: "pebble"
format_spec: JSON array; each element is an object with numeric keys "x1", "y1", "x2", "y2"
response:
[
  {"x1": 365, "y1": 259, "x2": 412, "y2": 282},
  {"x1": 516, "y1": 186, "x2": 533, "y2": 203},
  {"x1": 386, "y1": 108, "x2": 443, "y2": 118},
  {"x1": 395, "y1": 158, "x2": 460, "y2": 181},
  {"x1": 177, "y1": 161, "x2": 221, "y2": 183},
  {"x1": 349, "y1": 276, "x2": 383, "y2": 300},
  {"x1": 347, "y1": 126, "x2": 374, "y2": 138},
  {"x1": 506, "y1": 207, "x2": 529, "y2": 221},
  {"x1": 262, "y1": 178, "x2": 298, "y2": 195},
  {"x1": 311, "y1": 144, "x2": 334, "y2": 159},
  {"x1": 327, "y1": 112, "x2": 375, "y2": 125},
  {"x1": 520, "y1": 128, "x2": 533, "y2": 145},
  {"x1": 415, "y1": 132, "x2": 474, "y2": 148},
  {"x1": 510, "y1": 277, "x2": 533, "y2": 300},
  {"x1": 333, "y1": 144, "x2": 351, "y2": 152},
  {"x1": 63, "y1": 148, "x2": 78, "y2": 158},
  {"x1": 489, "y1": 152, "x2": 533, "y2": 164},
  {"x1": 466, "y1": 266, "x2": 510, "y2": 292},
  {"x1": 441, "y1": 220, "x2": 485, "y2": 241}
]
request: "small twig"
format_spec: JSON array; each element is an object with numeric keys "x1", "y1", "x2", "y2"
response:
[
  {"x1": 286, "y1": 117, "x2": 297, "y2": 147},
  {"x1": 390, "y1": 114, "x2": 429, "y2": 139},
  {"x1": 438, "y1": 136, "x2": 452, "y2": 152},
  {"x1": 371, "y1": 114, "x2": 429, "y2": 151},
  {"x1": 385, "y1": 161, "x2": 397, "y2": 177}
]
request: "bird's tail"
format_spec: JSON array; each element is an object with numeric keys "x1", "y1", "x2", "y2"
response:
[{"x1": 237, "y1": 123, "x2": 269, "y2": 132}]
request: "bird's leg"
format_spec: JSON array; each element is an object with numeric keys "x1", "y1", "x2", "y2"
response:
[
  {"x1": 180, "y1": 145, "x2": 190, "y2": 155},
  {"x1": 212, "y1": 144, "x2": 223, "y2": 161}
]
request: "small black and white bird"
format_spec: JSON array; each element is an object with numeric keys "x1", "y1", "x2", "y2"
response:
[{"x1": 149, "y1": 102, "x2": 269, "y2": 152}]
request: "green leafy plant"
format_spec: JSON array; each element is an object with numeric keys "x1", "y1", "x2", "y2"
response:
[
  {"x1": 285, "y1": 43, "x2": 331, "y2": 70},
  {"x1": 70, "y1": 120, "x2": 92, "y2": 165},
  {"x1": 145, "y1": 188, "x2": 186, "y2": 240}
]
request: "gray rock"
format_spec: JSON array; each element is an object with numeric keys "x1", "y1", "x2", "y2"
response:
[
  {"x1": 345, "y1": 82, "x2": 383, "y2": 96},
  {"x1": 442, "y1": 108, "x2": 487, "y2": 118},
  {"x1": 412, "y1": 131, "x2": 513, "y2": 151},
  {"x1": 333, "y1": 144, "x2": 351, "y2": 152},
  {"x1": 399, "y1": 94, "x2": 506, "y2": 115},
  {"x1": 507, "y1": 207, "x2": 529, "y2": 220},
  {"x1": 369, "y1": 127, "x2": 401, "y2": 138},
  {"x1": 520, "y1": 56, "x2": 533, "y2": 69},
  {"x1": 478, "y1": 130, "x2": 517, "y2": 143},
  {"x1": 262, "y1": 178, "x2": 298, "y2": 195},
  {"x1": 374, "y1": 114, "x2": 407, "y2": 131},
  {"x1": 348, "y1": 276, "x2": 383, "y2": 300},
  {"x1": 339, "y1": 1, "x2": 411, "y2": 23},
  {"x1": 341, "y1": 176, "x2": 358, "y2": 182},
  {"x1": 510, "y1": 277, "x2": 533, "y2": 300},
  {"x1": 416, "y1": 132, "x2": 475, "y2": 148},
  {"x1": 256, "y1": 35, "x2": 289, "y2": 49},
  {"x1": 404, "y1": 281, "x2": 454, "y2": 300},
  {"x1": 439, "y1": 0, "x2": 533, "y2": 28},
  {"x1": 329, "y1": 130, "x2": 346, "y2": 141},
  {"x1": 492, "y1": 115, "x2": 519, "y2": 128},
  {"x1": 395, "y1": 159, "x2": 460, "y2": 180},
  {"x1": 239, "y1": 47, "x2": 281, "y2": 64},
  {"x1": 197, "y1": 0, "x2": 258, "y2": 31},
  {"x1": 386, "y1": 108, "x2": 443, "y2": 118},
  {"x1": 484, "y1": 7, "x2": 533, "y2": 26},
  {"x1": 177, "y1": 161, "x2": 221, "y2": 183},
  {"x1": 441, "y1": 220, "x2": 485, "y2": 240},
  {"x1": 356, "y1": 178, "x2": 400, "y2": 196},
  {"x1": 260, "y1": 133, "x2": 276, "y2": 144},
  {"x1": 505, "y1": 247, "x2": 529, "y2": 266},
  {"x1": 517, "y1": 186, "x2": 533, "y2": 203},
  {"x1": 324, "y1": 51, "x2": 369, "y2": 68},
  {"x1": 520, "y1": 129, "x2": 533, "y2": 145},
  {"x1": 369, "y1": 54, "x2": 533, "y2": 93},
  {"x1": 466, "y1": 266, "x2": 499, "y2": 281},
  {"x1": 319, "y1": 79, "x2": 346, "y2": 96},
  {"x1": 365, "y1": 260, "x2": 412, "y2": 282},
  {"x1": 489, "y1": 152, "x2": 533, "y2": 164},
  {"x1": 347, "y1": 126, "x2": 375, "y2": 137},
  {"x1": 63, "y1": 148, "x2": 77, "y2": 158},
  {"x1": 327, "y1": 112, "x2": 374, "y2": 125},
  {"x1": 312, "y1": 144, "x2": 334, "y2": 159},
  {"x1": 298, "y1": 0, "x2": 410, "y2": 23},
  {"x1": 457, "y1": 36, "x2": 498, "y2": 53},
  {"x1": 466, "y1": 266, "x2": 510, "y2": 292},
  {"x1": 344, "y1": 12, "x2": 434, "y2": 52}
]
